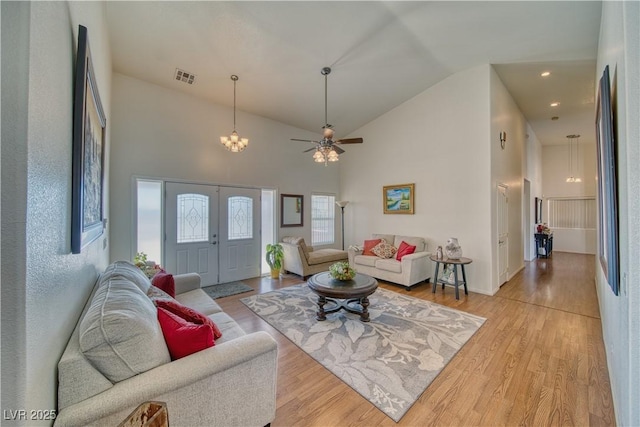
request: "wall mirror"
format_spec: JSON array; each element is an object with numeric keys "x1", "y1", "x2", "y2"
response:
[{"x1": 281, "y1": 194, "x2": 303, "y2": 227}]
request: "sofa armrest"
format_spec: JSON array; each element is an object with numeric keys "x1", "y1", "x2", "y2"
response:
[
  {"x1": 54, "y1": 331, "x2": 278, "y2": 427},
  {"x1": 174, "y1": 273, "x2": 201, "y2": 294},
  {"x1": 348, "y1": 247, "x2": 363, "y2": 266},
  {"x1": 282, "y1": 242, "x2": 309, "y2": 276},
  {"x1": 401, "y1": 251, "x2": 432, "y2": 285}
]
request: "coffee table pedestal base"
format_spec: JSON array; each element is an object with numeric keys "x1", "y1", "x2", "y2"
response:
[{"x1": 316, "y1": 296, "x2": 371, "y2": 322}]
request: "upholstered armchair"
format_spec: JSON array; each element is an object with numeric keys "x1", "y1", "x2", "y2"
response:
[{"x1": 281, "y1": 237, "x2": 347, "y2": 279}]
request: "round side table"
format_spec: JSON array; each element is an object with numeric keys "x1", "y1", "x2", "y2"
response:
[{"x1": 429, "y1": 255, "x2": 473, "y2": 300}]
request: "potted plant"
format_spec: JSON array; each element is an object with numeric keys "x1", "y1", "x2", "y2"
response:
[{"x1": 265, "y1": 243, "x2": 284, "y2": 279}]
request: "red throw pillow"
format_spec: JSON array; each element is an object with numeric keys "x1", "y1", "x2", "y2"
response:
[
  {"x1": 157, "y1": 307, "x2": 214, "y2": 360},
  {"x1": 396, "y1": 241, "x2": 417, "y2": 261},
  {"x1": 362, "y1": 239, "x2": 382, "y2": 256},
  {"x1": 152, "y1": 270, "x2": 175, "y2": 298},
  {"x1": 156, "y1": 299, "x2": 222, "y2": 340}
]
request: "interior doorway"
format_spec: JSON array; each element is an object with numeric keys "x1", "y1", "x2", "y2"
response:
[
  {"x1": 523, "y1": 179, "x2": 533, "y2": 261},
  {"x1": 497, "y1": 184, "x2": 509, "y2": 287}
]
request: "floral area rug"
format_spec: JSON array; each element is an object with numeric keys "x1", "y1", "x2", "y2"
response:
[{"x1": 241, "y1": 284, "x2": 485, "y2": 421}]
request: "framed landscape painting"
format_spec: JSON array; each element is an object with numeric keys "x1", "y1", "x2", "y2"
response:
[
  {"x1": 383, "y1": 183, "x2": 415, "y2": 214},
  {"x1": 71, "y1": 25, "x2": 106, "y2": 254}
]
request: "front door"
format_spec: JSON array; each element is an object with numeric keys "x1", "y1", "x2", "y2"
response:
[
  {"x1": 165, "y1": 182, "x2": 219, "y2": 286},
  {"x1": 218, "y1": 187, "x2": 261, "y2": 283}
]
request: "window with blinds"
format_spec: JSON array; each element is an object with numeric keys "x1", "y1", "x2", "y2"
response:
[
  {"x1": 311, "y1": 194, "x2": 335, "y2": 245},
  {"x1": 547, "y1": 197, "x2": 596, "y2": 229}
]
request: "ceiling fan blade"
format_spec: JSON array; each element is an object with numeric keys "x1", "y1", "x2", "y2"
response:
[
  {"x1": 333, "y1": 145, "x2": 345, "y2": 154},
  {"x1": 335, "y1": 137, "x2": 363, "y2": 144},
  {"x1": 303, "y1": 147, "x2": 317, "y2": 153},
  {"x1": 291, "y1": 138, "x2": 320, "y2": 143}
]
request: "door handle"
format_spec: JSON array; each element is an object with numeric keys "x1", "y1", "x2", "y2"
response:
[{"x1": 211, "y1": 241, "x2": 217, "y2": 245}]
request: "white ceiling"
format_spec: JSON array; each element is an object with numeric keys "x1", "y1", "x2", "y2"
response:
[{"x1": 105, "y1": 1, "x2": 602, "y2": 145}]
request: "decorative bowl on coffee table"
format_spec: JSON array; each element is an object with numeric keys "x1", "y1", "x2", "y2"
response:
[{"x1": 329, "y1": 261, "x2": 356, "y2": 281}]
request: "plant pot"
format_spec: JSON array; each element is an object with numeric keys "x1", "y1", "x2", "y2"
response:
[{"x1": 270, "y1": 268, "x2": 281, "y2": 279}]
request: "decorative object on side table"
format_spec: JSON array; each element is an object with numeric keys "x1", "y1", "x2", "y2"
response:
[
  {"x1": 436, "y1": 246, "x2": 444, "y2": 260},
  {"x1": 265, "y1": 243, "x2": 284, "y2": 279},
  {"x1": 329, "y1": 261, "x2": 356, "y2": 281},
  {"x1": 445, "y1": 238, "x2": 462, "y2": 259}
]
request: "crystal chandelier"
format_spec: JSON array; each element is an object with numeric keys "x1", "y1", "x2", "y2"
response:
[
  {"x1": 565, "y1": 134, "x2": 582, "y2": 183},
  {"x1": 220, "y1": 75, "x2": 248, "y2": 152}
]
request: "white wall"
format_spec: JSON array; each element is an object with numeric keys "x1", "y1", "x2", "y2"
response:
[
  {"x1": 340, "y1": 65, "x2": 494, "y2": 295},
  {"x1": 1, "y1": 1, "x2": 111, "y2": 422},
  {"x1": 596, "y1": 1, "x2": 640, "y2": 425},
  {"x1": 489, "y1": 67, "x2": 529, "y2": 288},
  {"x1": 541, "y1": 142, "x2": 597, "y2": 254},
  {"x1": 109, "y1": 74, "x2": 342, "y2": 263}
]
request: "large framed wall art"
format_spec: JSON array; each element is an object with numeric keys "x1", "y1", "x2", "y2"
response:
[
  {"x1": 595, "y1": 65, "x2": 619, "y2": 295},
  {"x1": 71, "y1": 25, "x2": 106, "y2": 254}
]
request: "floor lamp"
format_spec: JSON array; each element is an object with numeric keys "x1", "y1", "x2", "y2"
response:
[{"x1": 336, "y1": 201, "x2": 349, "y2": 250}]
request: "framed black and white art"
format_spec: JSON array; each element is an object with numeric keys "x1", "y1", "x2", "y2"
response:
[{"x1": 71, "y1": 25, "x2": 106, "y2": 254}]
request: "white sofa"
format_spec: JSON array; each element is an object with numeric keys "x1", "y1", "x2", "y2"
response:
[
  {"x1": 348, "y1": 234, "x2": 432, "y2": 290},
  {"x1": 55, "y1": 261, "x2": 277, "y2": 427},
  {"x1": 281, "y1": 236, "x2": 348, "y2": 279}
]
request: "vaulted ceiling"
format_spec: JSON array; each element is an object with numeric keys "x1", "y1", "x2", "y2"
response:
[{"x1": 105, "y1": 1, "x2": 602, "y2": 145}]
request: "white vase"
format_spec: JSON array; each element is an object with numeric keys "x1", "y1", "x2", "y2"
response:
[{"x1": 445, "y1": 238, "x2": 462, "y2": 259}]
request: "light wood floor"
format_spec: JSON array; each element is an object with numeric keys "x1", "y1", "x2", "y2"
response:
[{"x1": 217, "y1": 252, "x2": 615, "y2": 426}]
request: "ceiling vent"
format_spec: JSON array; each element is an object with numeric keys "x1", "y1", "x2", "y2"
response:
[{"x1": 174, "y1": 68, "x2": 196, "y2": 85}]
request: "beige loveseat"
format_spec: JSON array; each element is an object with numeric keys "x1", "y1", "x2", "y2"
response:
[
  {"x1": 281, "y1": 236, "x2": 348, "y2": 279},
  {"x1": 55, "y1": 261, "x2": 277, "y2": 427},
  {"x1": 348, "y1": 234, "x2": 432, "y2": 290}
]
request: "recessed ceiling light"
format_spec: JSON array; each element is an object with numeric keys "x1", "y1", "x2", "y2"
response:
[
  {"x1": 541, "y1": 71, "x2": 551, "y2": 77},
  {"x1": 550, "y1": 102, "x2": 560, "y2": 107}
]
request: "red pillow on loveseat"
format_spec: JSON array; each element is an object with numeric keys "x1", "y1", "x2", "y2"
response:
[
  {"x1": 362, "y1": 239, "x2": 382, "y2": 256},
  {"x1": 396, "y1": 241, "x2": 417, "y2": 261}
]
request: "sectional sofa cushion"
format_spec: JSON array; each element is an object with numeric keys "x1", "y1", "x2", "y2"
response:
[
  {"x1": 99, "y1": 260, "x2": 152, "y2": 293},
  {"x1": 79, "y1": 276, "x2": 170, "y2": 382}
]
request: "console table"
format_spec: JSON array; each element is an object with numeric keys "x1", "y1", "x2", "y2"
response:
[{"x1": 534, "y1": 233, "x2": 553, "y2": 258}]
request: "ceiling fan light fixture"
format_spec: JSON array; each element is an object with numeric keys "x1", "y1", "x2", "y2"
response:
[
  {"x1": 327, "y1": 149, "x2": 339, "y2": 162},
  {"x1": 220, "y1": 75, "x2": 248, "y2": 153}
]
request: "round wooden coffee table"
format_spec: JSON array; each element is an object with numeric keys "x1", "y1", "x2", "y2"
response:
[{"x1": 307, "y1": 272, "x2": 378, "y2": 322}]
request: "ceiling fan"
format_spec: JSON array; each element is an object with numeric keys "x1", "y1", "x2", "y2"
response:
[{"x1": 291, "y1": 67, "x2": 363, "y2": 165}]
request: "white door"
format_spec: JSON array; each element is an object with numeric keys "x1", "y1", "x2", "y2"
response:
[
  {"x1": 218, "y1": 187, "x2": 261, "y2": 283},
  {"x1": 165, "y1": 182, "x2": 219, "y2": 286},
  {"x1": 498, "y1": 184, "x2": 509, "y2": 286}
]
